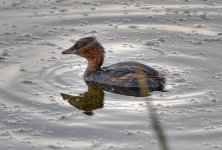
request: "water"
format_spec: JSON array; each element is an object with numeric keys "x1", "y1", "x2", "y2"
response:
[{"x1": 0, "y1": 0, "x2": 222, "y2": 150}]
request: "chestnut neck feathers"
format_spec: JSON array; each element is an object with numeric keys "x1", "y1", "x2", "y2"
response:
[{"x1": 80, "y1": 39, "x2": 105, "y2": 76}]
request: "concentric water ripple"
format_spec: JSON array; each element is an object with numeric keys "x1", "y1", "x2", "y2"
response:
[{"x1": 40, "y1": 61, "x2": 86, "y2": 91}]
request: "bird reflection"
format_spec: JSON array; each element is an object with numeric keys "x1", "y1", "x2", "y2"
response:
[
  {"x1": 61, "y1": 83, "x2": 151, "y2": 116},
  {"x1": 61, "y1": 84, "x2": 104, "y2": 116}
]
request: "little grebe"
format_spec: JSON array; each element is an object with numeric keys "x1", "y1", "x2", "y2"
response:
[{"x1": 62, "y1": 37, "x2": 165, "y2": 96}]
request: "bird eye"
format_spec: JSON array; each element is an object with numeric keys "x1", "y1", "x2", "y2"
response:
[{"x1": 74, "y1": 41, "x2": 87, "y2": 49}]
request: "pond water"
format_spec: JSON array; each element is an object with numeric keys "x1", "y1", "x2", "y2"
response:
[{"x1": 0, "y1": 0, "x2": 222, "y2": 150}]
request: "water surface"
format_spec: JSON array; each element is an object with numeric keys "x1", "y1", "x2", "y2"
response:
[{"x1": 0, "y1": 0, "x2": 222, "y2": 150}]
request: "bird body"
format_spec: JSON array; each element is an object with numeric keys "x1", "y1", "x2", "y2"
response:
[{"x1": 62, "y1": 37, "x2": 165, "y2": 96}]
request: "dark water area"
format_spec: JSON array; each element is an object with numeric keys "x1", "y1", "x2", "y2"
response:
[{"x1": 0, "y1": 0, "x2": 222, "y2": 150}]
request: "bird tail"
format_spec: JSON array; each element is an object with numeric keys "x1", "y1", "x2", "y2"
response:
[{"x1": 157, "y1": 75, "x2": 166, "y2": 91}]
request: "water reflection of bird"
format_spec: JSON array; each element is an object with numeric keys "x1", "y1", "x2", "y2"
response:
[
  {"x1": 61, "y1": 82, "x2": 153, "y2": 115},
  {"x1": 62, "y1": 37, "x2": 165, "y2": 97},
  {"x1": 61, "y1": 84, "x2": 104, "y2": 116}
]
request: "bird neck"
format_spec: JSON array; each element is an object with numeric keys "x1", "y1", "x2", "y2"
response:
[{"x1": 84, "y1": 56, "x2": 104, "y2": 77}]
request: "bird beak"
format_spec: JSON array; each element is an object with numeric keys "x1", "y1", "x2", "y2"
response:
[{"x1": 61, "y1": 48, "x2": 76, "y2": 54}]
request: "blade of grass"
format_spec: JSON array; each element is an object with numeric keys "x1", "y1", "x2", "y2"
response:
[{"x1": 137, "y1": 70, "x2": 169, "y2": 150}]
